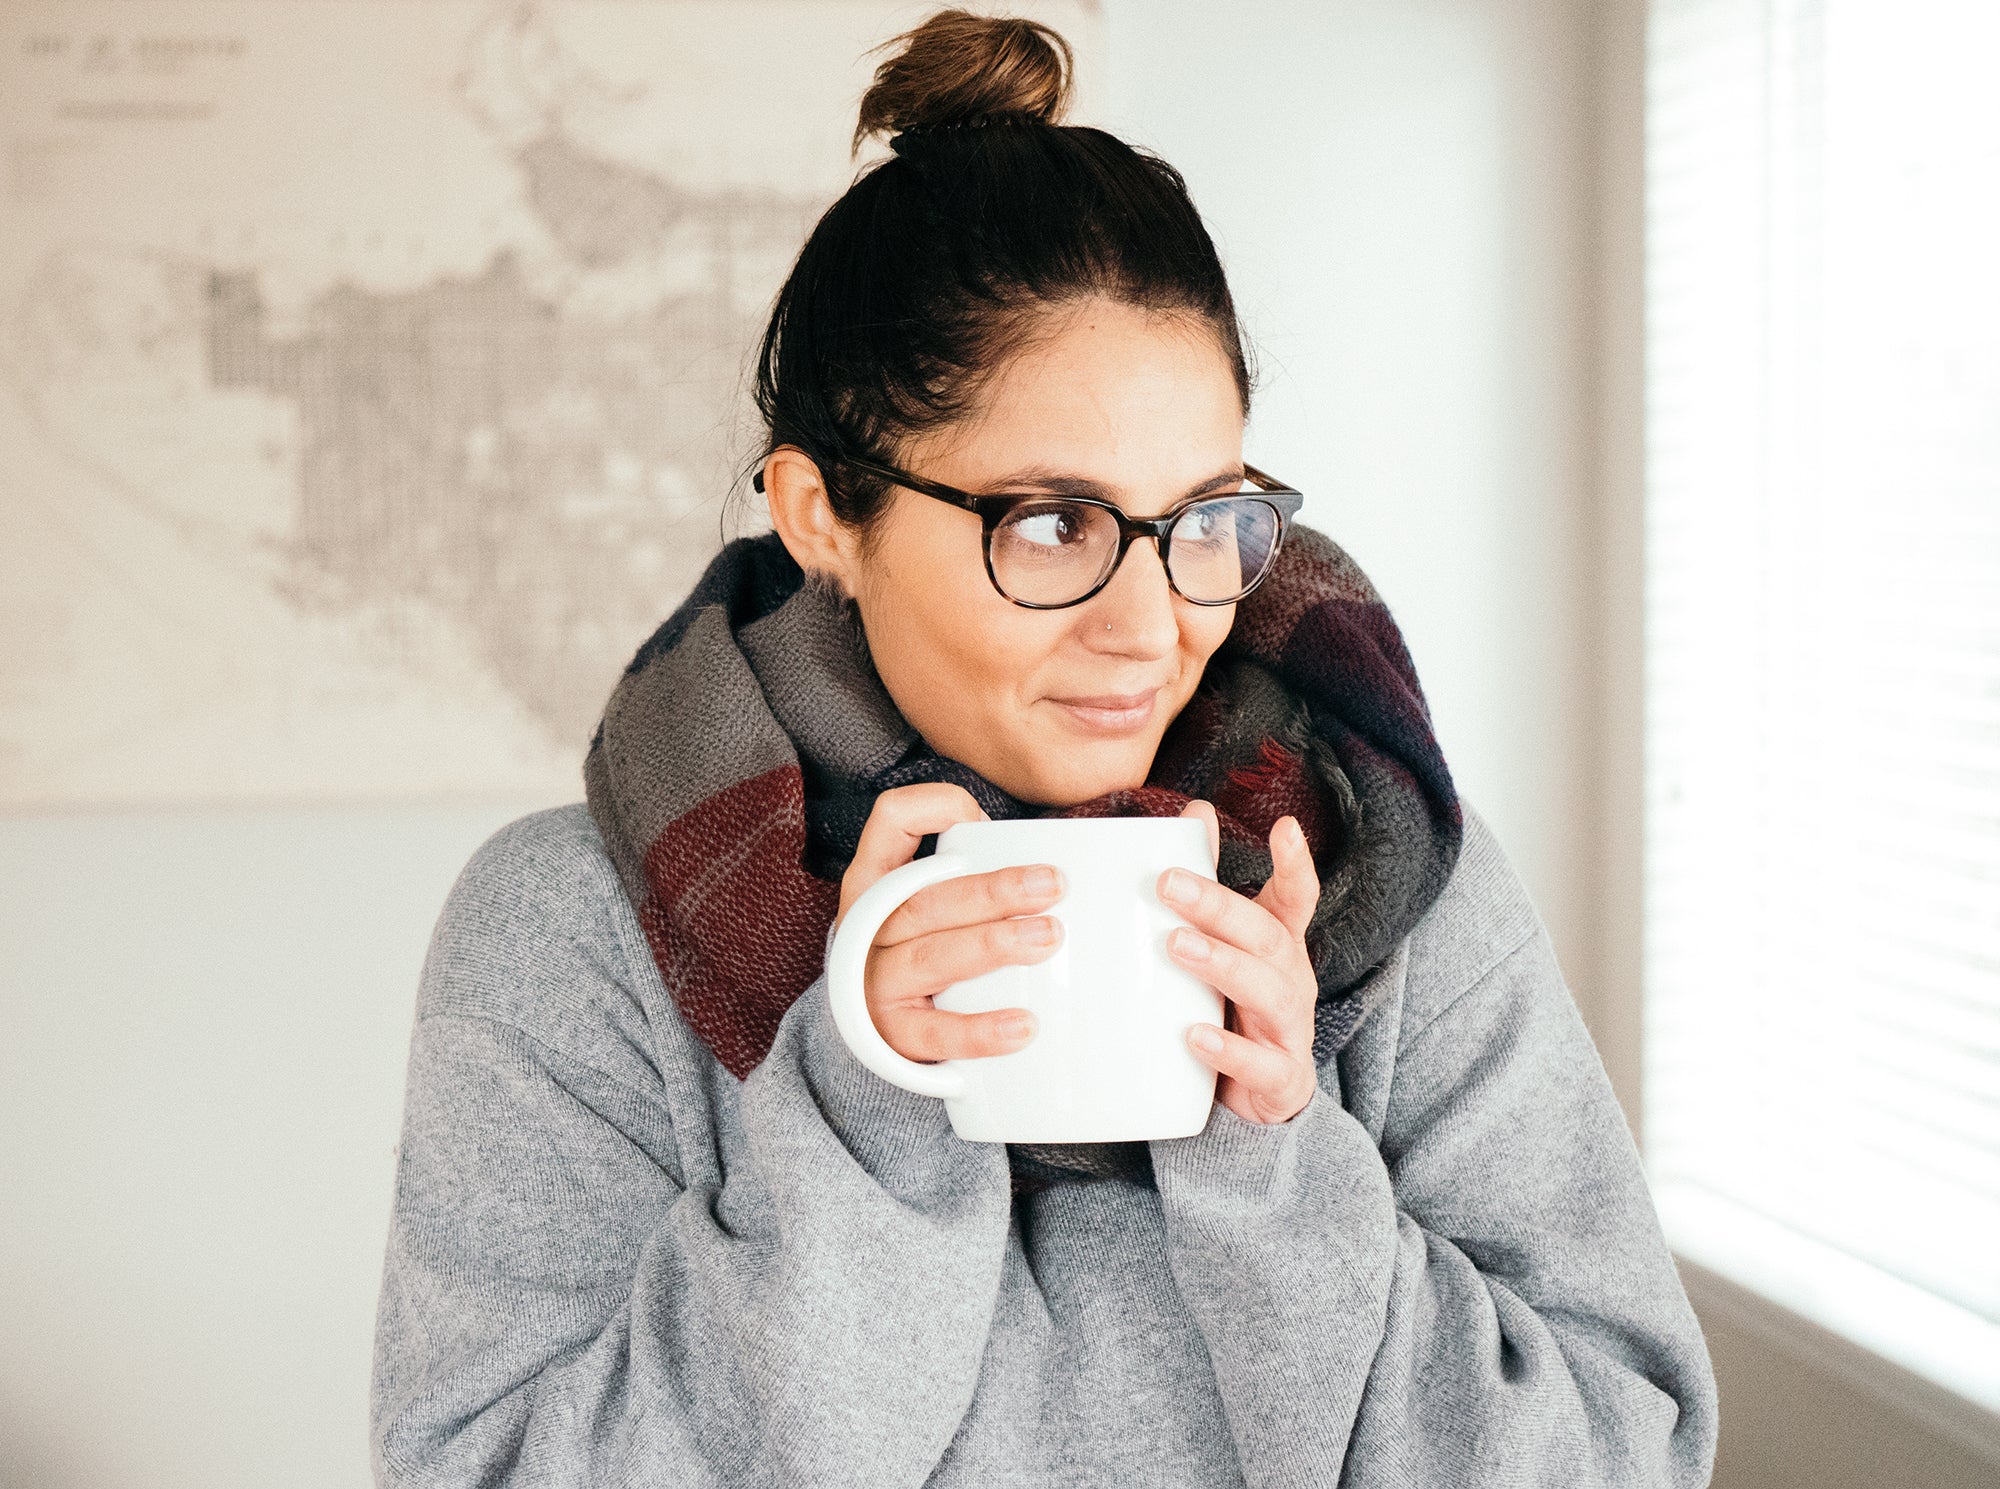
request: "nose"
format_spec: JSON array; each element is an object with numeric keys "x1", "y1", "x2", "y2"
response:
[{"x1": 1081, "y1": 538, "x2": 1180, "y2": 653}]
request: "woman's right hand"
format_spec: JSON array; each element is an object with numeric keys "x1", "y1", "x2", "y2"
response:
[{"x1": 835, "y1": 783, "x2": 1066, "y2": 1064}]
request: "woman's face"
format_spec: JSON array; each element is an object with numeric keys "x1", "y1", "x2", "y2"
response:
[{"x1": 779, "y1": 297, "x2": 1245, "y2": 807}]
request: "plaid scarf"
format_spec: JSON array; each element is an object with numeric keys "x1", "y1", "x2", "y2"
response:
[{"x1": 583, "y1": 527, "x2": 1462, "y2": 1197}]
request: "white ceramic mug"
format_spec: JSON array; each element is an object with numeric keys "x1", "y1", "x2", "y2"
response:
[{"x1": 827, "y1": 815, "x2": 1223, "y2": 1143}]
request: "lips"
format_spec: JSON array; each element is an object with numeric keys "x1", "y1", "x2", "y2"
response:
[
  {"x1": 1050, "y1": 690, "x2": 1159, "y2": 711},
  {"x1": 1046, "y1": 687, "x2": 1162, "y2": 735}
]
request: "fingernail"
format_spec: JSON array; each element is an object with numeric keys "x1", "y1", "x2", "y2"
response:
[
  {"x1": 1020, "y1": 916, "x2": 1058, "y2": 945},
  {"x1": 1171, "y1": 927, "x2": 1210, "y2": 961},
  {"x1": 1189, "y1": 1024, "x2": 1223, "y2": 1052},
  {"x1": 1287, "y1": 817, "x2": 1306, "y2": 848},
  {"x1": 1160, "y1": 868, "x2": 1197, "y2": 904},
  {"x1": 1025, "y1": 865, "x2": 1061, "y2": 896},
  {"x1": 1002, "y1": 1014, "x2": 1037, "y2": 1042}
]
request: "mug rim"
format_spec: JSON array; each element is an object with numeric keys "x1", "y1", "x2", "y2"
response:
[{"x1": 938, "y1": 813, "x2": 1209, "y2": 837}]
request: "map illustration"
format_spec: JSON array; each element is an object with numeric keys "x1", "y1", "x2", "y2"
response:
[{"x1": 0, "y1": 1, "x2": 1102, "y2": 807}]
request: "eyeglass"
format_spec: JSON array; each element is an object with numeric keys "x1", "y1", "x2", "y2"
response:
[{"x1": 757, "y1": 453, "x2": 1304, "y2": 609}]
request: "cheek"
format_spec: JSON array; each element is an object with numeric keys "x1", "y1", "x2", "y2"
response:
[
  {"x1": 1181, "y1": 606, "x2": 1236, "y2": 669},
  {"x1": 861, "y1": 540, "x2": 1044, "y2": 699}
]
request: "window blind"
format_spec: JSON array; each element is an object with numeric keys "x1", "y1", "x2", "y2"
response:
[{"x1": 1643, "y1": 0, "x2": 2000, "y2": 1411}]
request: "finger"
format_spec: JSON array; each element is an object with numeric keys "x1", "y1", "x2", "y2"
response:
[
  {"x1": 1256, "y1": 814, "x2": 1320, "y2": 943},
  {"x1": 869, "y1": 913, "x2": 1064, "y2": 1004},
  {"x1": 1165, "y1": 922, "x2": 1311, "y2": 1031},
  {"x1": 883, "y1": 1003, "x2": 1040, "y2": 1064},
  {"x1": 839, "y1": 783, "x2": 988, "y2": 921},
  {"x1": 877, "y1": 862, "x2": 1066, "y2": 947},
  {"x1": 1157, "y1": 863, "x2": 1297, "y2": 971},
  {"x1": 1185, "y1": 1019, "x2": 1312, "y2": 1110},
  {"x1": 1179, "y1": 797, "x2": 1220, "y2": 867}
]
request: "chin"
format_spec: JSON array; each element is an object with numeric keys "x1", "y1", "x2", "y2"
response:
[{"x1": 1017, "y1": 735, "x2": 1160, "y2": 807}]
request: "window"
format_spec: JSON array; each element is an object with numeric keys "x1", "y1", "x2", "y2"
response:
[{"x1": 1643, "y1": 0, "x2": 2000, "y2": 1412}]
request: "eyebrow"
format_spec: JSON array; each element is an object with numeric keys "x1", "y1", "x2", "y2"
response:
[{"x1": 970, "y1": 466, "x2": 1246, "y2": 502}]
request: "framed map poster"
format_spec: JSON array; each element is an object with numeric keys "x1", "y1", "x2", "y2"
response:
[{"x1": 0, "y1": 0, "x2": 1103, "y2": 808}]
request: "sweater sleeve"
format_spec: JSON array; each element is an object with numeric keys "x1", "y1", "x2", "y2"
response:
[
  {"x1": 368, "y1": 816, "x2": 1013, "y2": 1489},
  {"x1": 1146, "y1": 915, "x2": 1719, "y2": 1488}
]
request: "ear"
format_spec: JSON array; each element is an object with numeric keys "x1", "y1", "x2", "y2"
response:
[{"x1": 761, "y1": 446, "x2": 861, "y2": 597}]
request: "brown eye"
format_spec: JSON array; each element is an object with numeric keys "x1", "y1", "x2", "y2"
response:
[
  {"x1": 1181, "y1": 502, "x2": 1228, "y2": 543},
  {"x1": 1166, "y1": 498, "x2": 1282, "y2": 603},
  {"x1": 987, "y1": 501, "x2": 1120, "y2": 605},
  {"x1": 1004, "y1": 502, "x2": 1095, "y2": 549}
]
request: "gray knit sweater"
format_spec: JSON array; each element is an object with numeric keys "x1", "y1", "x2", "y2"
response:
[{"x1": 369, "y1": 799, "x2": 1718, "y2": 1488}]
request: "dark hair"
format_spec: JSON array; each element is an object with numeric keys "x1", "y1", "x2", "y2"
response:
[{"x1": 736, "y1": 7, "x2": 1256, "y2": 537}]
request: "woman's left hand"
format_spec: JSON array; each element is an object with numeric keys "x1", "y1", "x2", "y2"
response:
[{"x1": 1158, "y1": 799, "x2": 1322, "y2": 1126}]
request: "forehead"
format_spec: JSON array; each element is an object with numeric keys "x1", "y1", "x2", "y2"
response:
[{"x1": 920, "y1": 299, "x2": 1243, "y2": 497}]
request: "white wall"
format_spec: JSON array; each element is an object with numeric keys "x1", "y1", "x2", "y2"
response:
[
  {"x1": 0, "y1": 3, "x2": 1608, "y2": 1482},
  {"x1": 0, "y1": 802, "x2": 545, "y2": 1488}
]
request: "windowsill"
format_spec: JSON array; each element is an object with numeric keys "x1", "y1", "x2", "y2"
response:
[{"x1": 1656, "y1": 1177, "x2": 2000, "y2": 1466}]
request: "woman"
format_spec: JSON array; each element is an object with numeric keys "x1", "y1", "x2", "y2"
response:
[{"x1": 370, "y1": 11, "x2": 1718, "y2": 1487}]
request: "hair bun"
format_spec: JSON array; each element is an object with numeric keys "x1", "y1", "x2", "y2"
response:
[{"x1": 853, "y1": 8, "x2": 1073, "y2": 155}]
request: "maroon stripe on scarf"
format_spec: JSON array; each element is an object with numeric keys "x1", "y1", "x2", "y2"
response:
[
  {"x1": 1216, "y1": 740, "x2": 1328, "y2": 853},
  {"x1": 1142, "y1": 678, "x2": 1330, "y2": 859},
  {"x1": 637, "y1": 766, "x2": 841, "y2": 1080}
]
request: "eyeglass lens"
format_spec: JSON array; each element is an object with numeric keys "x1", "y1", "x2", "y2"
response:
[{"x1": 988, "y1": 495, "x2": 1284, "y2": 606}]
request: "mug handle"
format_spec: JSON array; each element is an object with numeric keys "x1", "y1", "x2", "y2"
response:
[{"x1": 826, "y1": 852, "x2": 978, "y2": 1100}]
